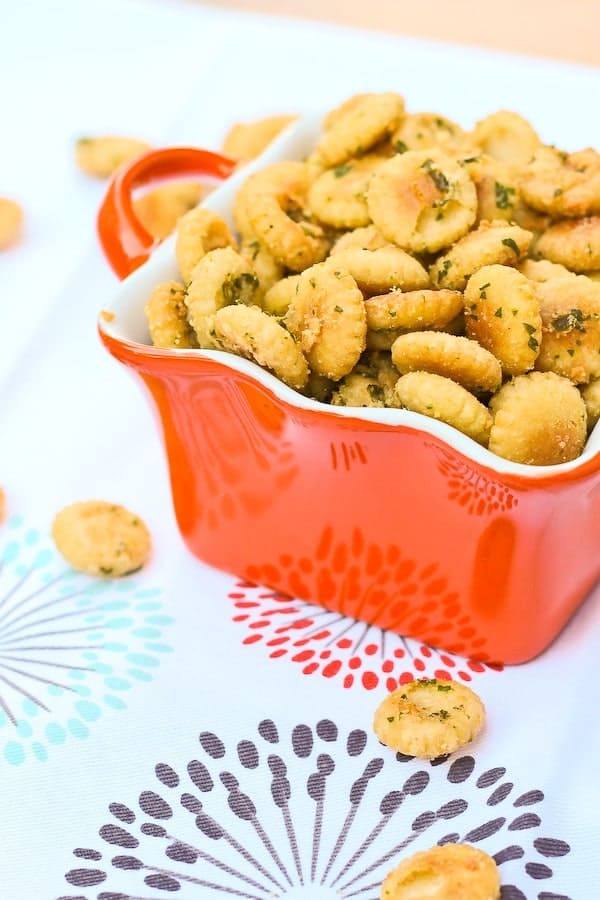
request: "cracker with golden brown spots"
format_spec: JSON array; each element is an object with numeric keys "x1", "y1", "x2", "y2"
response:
[
  {"x1": 429, "y1": 220, "x2": 532, "y2": 291},
  {"x1": 214, "y1": 304, "x2": 309, "y2": 390},
  {"x1": 0, "y1": 197, "x2": 23, "y2": 249},
  {"x1": 176, "y1": 207, "x2": 238, "y2": 284},
  {"x1": 535, "y1": 216, "x2": 600, "y2": 272},
  {"x1": 308, "y1": 155, "x2": 383, "y2": 229},
  {"x1": 394, "y1": 372, "x2": 492, "y2": 446},
  {"x1": 391, "y1": 112, "x2": 469, "y2": 155},
  {"x1": 313, "y1": 92, "x2": 404, "y2": 168},
  {"x1": 328, "y1": 245, "x2": 429, "y2": 295},
  {"x1": 489, "y1": 372, "x2": 587, "y2": 464},
  {"x1": 52, "y1": 502, "x2": 151, "y2": 577},
  {"x1": 366, "y1": 289, "x2": 463, "y2": 332},
  {"x1": 145, "y1": 281, "x2": 198, "y2": 349},
  {"x1": 134, "y1": 182, "x2": 207, "y2": 240},
  {"x1": 582, "y1": 379, "x2": 600, "y2": 432},
  {"x1": 534, "y1": 274, "x2": 600, "y2": 383},
  {"x1": 75, "y1": 136, "x2": 151, "y2": 178},
  {"x1": 222, "y1": 115, "x2": 297, "y2": 163},
  {"x1": 391, "y1": 331, "x2": 502, "y2": 394},
  {"x1": 243, "y1": 162, "x2": 329, "y2": 271},
  {"x1": 185, "y1": 248, "x2": 258, "y2": 350},
  {"x1": 373, "y1": 678, "x2": 486, "y2": 758},
  {"x1": 331, "y1": 224, "x2": 389, "y2": 253},
  {"x1": 285, "y1": 263, "x2": 366, "y2": 380},
  {"x1": 471, "y1": 109, "x2": 540, "y2": 166},
  {"x1": 459, "y1": 153, "x2": 520, "y2": 223},
  {"x1": 380, "y1": 843, "x2": 500, "y2": 900},
  {"x1": 464, "y1": 265, "x2": 541, "y2": 376},
  {"x1": 520, "y1": 148, "x2": 600, "y2": 218},
  {"x1": 367, "y1": 150, "x2": 477, "y2": 254}
]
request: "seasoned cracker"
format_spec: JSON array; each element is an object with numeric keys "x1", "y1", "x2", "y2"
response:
[
  {"x1": 489, "y1": 371, "x2": 587, "y2": 464},
  {"x1": 380, "y1": 843, "x2": 500, "y2": 900},
  {"x1": 52, "y1": 501, "x2": 151, "y2": 577},
  {"x1": 134, "y1": 181, "x2": 207, "y2": 240},
  {"x1": 244, "y1": 162, "x2": 329, "y2": 271},
  {"x1": 222, "y1": 115, "x2": 296, "y2": 163},
  {"x1": 328, "y1": 246, "x2": 430, "y2": 295},
  {"x1": 464, "y1": 265, "x2": 541, "y2": 376},
  {"x1": 75, "y1": 136, "x2": 151, "y2": 178},
  {"x1": 261, "y1": 274, "x2": 301, "y2": 316},
  {"x1": 535, "y1": 216, "x2": 600, "y2": 272},
  {"x1": 0, "y1": 197, "x2": 23, "y2": 249},
  {"x1": 391, "y1": 112, "x2": 469, "y2": 155},
  {"x1": 391, "y1": 331, "x2": 502, "y2": 394},
  {"x1": 394, "y1": 371, "x2": 493, "y2": 445},
  {"x1": 308, "y1": 154, "x2": 383, "y2": 229},
  {"x1": 214, "y1": 304, "x2": 309, "y2": 390},
  {"x1": 285, "y1": 263, "x2": 366, "y2": 380},
  {"x1": 366, "y1": 288, "x2": 463, "y2": 332},
  {"x1": 534, "y1": 274, "x2": 600, "y2": 383},
  {"x1": 429, "y1": 220, "x2": 532, "y2": 291},
  {"x1": 176, "y1": 207, "x2": 237, "y2": 284},
  {"x1": 314, "y1": 92, "x2": 405, "y2": 167},
  {"x1": 145, "y1": 280, "x2": 198, "y2": 349},
  {"x1": 185, "y1": 248, "x2": 258, "y2": 349},
  {"x1": 373, "y1": 678, "x2": 486, "y2": 759},
  {"x1": 367, "y1": 150, "x2": 477, "y2": 254},
  {"x1": 471, "y1": 109, "x2": 540, "y2": 166},
  {"x1": 581, "y1": 379, "x2": 600, "y2": 432}
]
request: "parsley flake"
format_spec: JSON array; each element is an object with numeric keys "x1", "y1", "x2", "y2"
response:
[
  {"x1": 552, "y1": 309, "x2": 585, "y2": 332},
  {"x1": 437, "y1": 259, "x2": 453, "y2": 282},
  {"x1": 367, "y1": 384, "x2": 385, "y2": 401},
  {"x1": 422, "y1": 158, "x2": 450, "y2": 193},
  {"x1": 333, "y1": 164, "x2": 352, "y2": 178},
  {"x1": 502, "y1": 237, "x2": 520, "y2": 255},
  {"x1": 495, "y1": 181, "x2": 516, "y2": 209}
]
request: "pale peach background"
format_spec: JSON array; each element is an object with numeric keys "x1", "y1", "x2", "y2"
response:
[{"x1": 194, "y1": 0, "x2": 599, "y2": 66}]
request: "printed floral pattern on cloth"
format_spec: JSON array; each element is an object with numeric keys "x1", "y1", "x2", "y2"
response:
[
  {"x1": 59, "y1": 717, "x2": 571, "y2": 900},
  {"x1": 231, "y1": 582, "x2": 503, "y2": 691},
  {"x1": 0, "y1": 516, "x2": 174, "y2": 765}
]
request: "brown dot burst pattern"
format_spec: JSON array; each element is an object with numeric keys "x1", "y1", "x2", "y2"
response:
[{"x1": 59, "y1": 717, "x2": 572, "y2": 900}]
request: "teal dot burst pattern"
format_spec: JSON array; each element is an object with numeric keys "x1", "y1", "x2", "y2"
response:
[{"x1": 0, "y1": 516, "x2": 174, "y2": 766}]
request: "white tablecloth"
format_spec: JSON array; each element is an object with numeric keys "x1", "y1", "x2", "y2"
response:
[{"x1": 1, "y1": 2, "x2": 599, "y2": 897}]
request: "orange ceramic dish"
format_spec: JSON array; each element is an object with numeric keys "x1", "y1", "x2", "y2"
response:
[{"x1": 97, "y1": 118, "x2": 600, "y2": 665}]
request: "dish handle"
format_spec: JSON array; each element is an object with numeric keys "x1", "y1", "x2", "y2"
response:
[{"x1": 97, "y1": 147, "x2": 236, "y2": 280}]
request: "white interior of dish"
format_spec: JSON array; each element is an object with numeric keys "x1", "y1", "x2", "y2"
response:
[{"x1": 100, "y1": 114, "x2": 600, "y2": 479}]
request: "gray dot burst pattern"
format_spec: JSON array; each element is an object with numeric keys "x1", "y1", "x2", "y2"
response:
[{"x1": 60, "y1": 718, "x2": 572, "y2": 900}]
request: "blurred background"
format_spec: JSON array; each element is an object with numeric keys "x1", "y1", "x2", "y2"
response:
[
  {"x1": 195, "y1": 0, "x2": 597, "y2": 65},
  {"x1": 1, "y1": 0, "x2": 598, "y2": 383}
]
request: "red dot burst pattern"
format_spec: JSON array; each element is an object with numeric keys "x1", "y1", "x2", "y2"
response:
[{"x1": 230, "y1": 582, "x2": 503, "y2": 691}]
